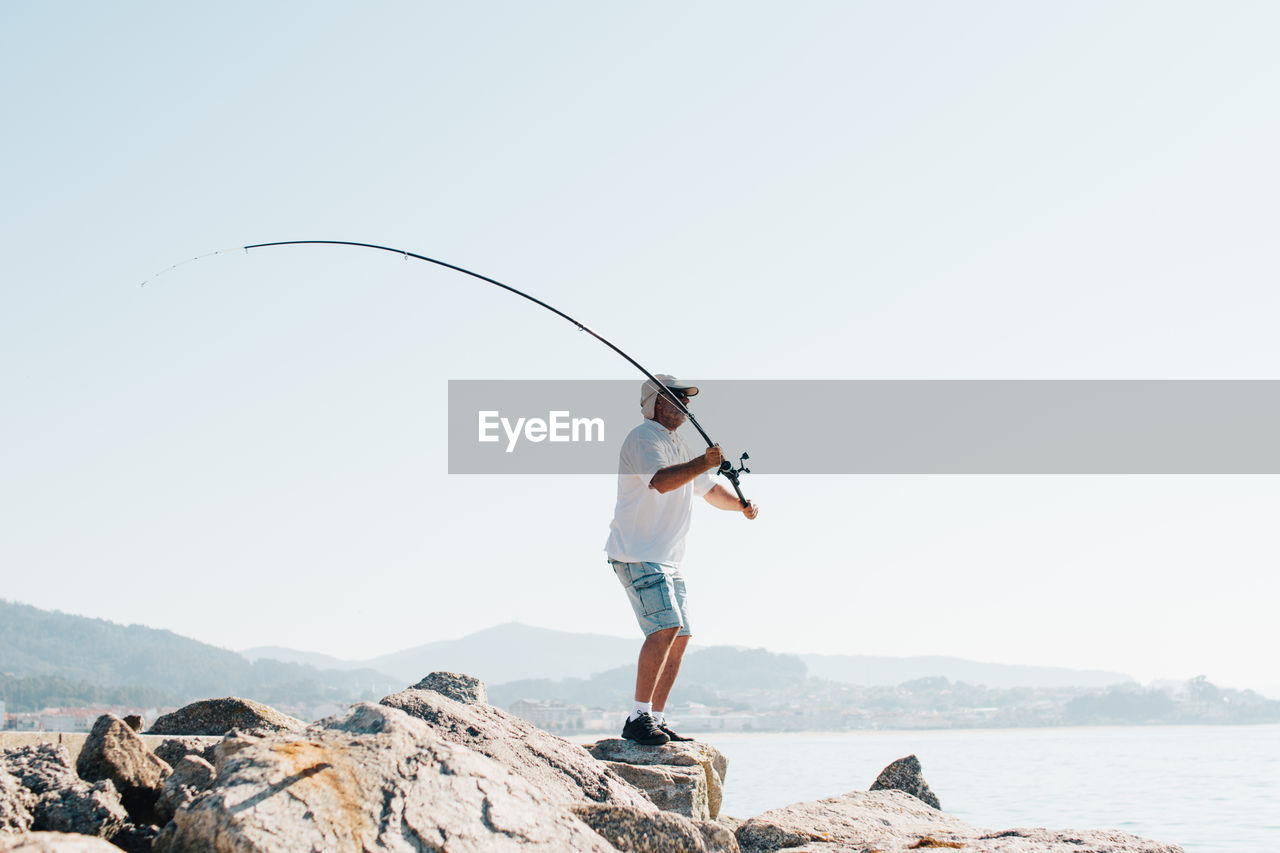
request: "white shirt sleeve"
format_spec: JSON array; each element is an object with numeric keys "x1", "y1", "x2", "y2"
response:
[
  {"x1": 621, "y1": 429, "x2": 668, "y2": 486},
  {"x1": 692, "y1": 469, "x2": 715, "y2": 497}
]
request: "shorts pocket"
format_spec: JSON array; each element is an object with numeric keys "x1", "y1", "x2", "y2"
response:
[{"x1": 631, "y1": 571, "x2": 672, "y2": 618}]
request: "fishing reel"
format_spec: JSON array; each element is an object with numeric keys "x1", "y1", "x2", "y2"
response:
[
  {"x1": 720, "y1": 451, "x2": 750, "y2": 477},
  {"x1": 717, "y1": 451, "x2": 752, "y2": 506}
]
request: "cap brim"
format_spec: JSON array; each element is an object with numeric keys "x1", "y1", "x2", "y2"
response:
[{"x1": 668, "y1": 385, "x2": 698, "y2": 397}]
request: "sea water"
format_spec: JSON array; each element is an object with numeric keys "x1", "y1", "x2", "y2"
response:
[{"x1": 708, "y1": 725, "x2": 1279, "y2": 852}]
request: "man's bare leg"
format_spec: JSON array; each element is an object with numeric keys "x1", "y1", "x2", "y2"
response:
[
  {"x1": 650, "y1": 634, "x2": 690, "y2": 714},
  {"x1": 634, "y1": 627, "x2": 680, "y2": 706}
]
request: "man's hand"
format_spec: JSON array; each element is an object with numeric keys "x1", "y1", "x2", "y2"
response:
[
  {"x1": 704, "y1": 444, "x2": 724, "y2": 470},
  {"x1": 741, "y1": 501, "x2": 759, "y2": 520}
]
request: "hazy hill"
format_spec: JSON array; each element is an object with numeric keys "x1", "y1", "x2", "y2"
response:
[
  {"x1": 0, "y1": 600, "x2": 402, "y2": 707},
  {"x1": 246, "y1": 623, "x2": 1130, "y2": 689},
  {"x1": 360, "y1": 623, "x2": 640, "y2": 685},
  {"x1": 801, "y1": 654, "x2": 1129, "y2": 689},
  {"x1": 239, "y1": 645, "x2": 365, "y2": 671},
  {"x1": 486, "y1": 645, "x2": 809, "y2": 710}
]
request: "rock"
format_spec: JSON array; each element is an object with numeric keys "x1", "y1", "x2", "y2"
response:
[
  {"x1": 76, "y1": 714, "x2": 172, "y2": 825},
  {"x1": 154, "y1": 755, "x2": 215, "y2": 825},
  {"x1": 209, "y1": 731, "x2": 265, "y2": 774},
  {"x1": 380, "y1": 687, "x2": 653, "y2": 809},
  {"x1": 108, "y1": 821, "x2": 160, "y2": 853},
  {"x1": 695, "y1": 818, "x2": 742, "y2": 853},
  {"x1": 122, "y1": 716, "x2": 143, "y2": 733},
  {"x1": 0, "y1": 770, "x2": 35, "y2": 837},
  {"x1": 973, "y1": 828, "x2": 1186, "y2": 852},
  {"x1": 0, "y1": 745, "x2": 75, "y2": 797},
  {"x1": 31, "y1": 781, "x2": 129, "y2": 840},
  {"x1": 0, "y1": 833, "x2": 126, "y2": 852},
  {"x1": 570, "y1": 803, "x2": 724, "y2": 853},
  {"x1": 871, "y1": 754, "x2": 942, "y2": 810},
  {"x1": 152, "y1": 737, "x2": 220, "y2": 770},
  {"x1": 717, "y1": 816, "x2": 745, "y2": 833},
  {"x1": 603, "y1": 760, "x2": 710, "y2": 820},
  {"x1": 412, "y1": 671, "x2": 488, "y2": 704},
  {"x1": 154, "y1": 702, "x2": 615, "y2": 852},
  {"x1": 587, "y1": 738, "x2": 729, "y2": 819},
  {"x1": 734, "y1": 790, "x2": 1183, "y2": 853},
  {"x1": 736, "y1": 790, "x2": 968, "y2": 852},
  {"x1": 148, "y1": 697, "x2": 305, "y2": 737},
  {"x1": 0, "y1": 745, "x2": 127, "y2": 839}
]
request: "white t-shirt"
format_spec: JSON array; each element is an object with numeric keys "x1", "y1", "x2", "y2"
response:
[{"x1": 605, "y1": 419, "x2": 715, "y2": 566}]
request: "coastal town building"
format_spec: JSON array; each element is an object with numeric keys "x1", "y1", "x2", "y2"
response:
[
  {"x1": 665, "y1": 702, "x2": 759, "y2": 731},
  {"x1": 508, "y1": 699, "x2": 586, "y2": 732},
  {"x1": 1, "y1": 706, "x2": 161, "y2": 732}
]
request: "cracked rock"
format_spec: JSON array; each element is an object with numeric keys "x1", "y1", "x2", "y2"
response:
[{"x1": 153, "y1": 702, "x2": 614, "y2": 852}]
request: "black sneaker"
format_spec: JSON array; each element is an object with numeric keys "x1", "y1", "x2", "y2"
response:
[
  {"x1": 621, "y1": 712, "x2": 669, "y2": 746},
  {"x1": 658, "y1": 723, "x2": 694, "y2": 742}
]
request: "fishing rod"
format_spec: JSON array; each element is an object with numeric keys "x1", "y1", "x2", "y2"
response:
[{"x1": 143, "y1": 239, "x2": 752, "y2": 506}]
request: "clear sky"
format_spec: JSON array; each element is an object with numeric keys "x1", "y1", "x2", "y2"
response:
[{"x1": 3, "y1": 2, "x2": 1277, "y2": 696}]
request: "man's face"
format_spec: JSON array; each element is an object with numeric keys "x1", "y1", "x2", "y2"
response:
[{"x1": 654, "y1": 391, "x2": 689, "y2": 429}]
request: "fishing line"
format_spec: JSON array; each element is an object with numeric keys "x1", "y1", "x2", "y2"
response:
[{"x1": 143, "y1": 239, "x2": 752, "y2": 505}]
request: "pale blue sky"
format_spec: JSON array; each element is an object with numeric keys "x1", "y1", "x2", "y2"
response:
[{"x1": 3, "y1": 2, "x2": 1277, "y2": 694}]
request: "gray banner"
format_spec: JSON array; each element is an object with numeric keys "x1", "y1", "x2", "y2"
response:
[{"x1": 447, "y1": 380, "x2": 1280, "y2": 474}]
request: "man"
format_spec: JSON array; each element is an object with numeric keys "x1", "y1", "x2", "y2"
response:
[{"x1": 605, "y1": 374, "x2": 759, "y2": 746}]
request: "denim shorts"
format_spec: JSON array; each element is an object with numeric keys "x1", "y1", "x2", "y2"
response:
[{"x1": 611, "y1": 560, "x2": 691, "y2": 637}]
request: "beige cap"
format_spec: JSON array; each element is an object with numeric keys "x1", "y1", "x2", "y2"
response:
[{"x1": 641, "y1": 374, "x2": 699, "y2": 419}]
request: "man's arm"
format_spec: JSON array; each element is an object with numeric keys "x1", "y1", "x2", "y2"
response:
[
  {"x1": 703, "y1": 483, "x2": 759, "y2": 518},
  {"x1": 649, "y1": 445, "x2": 723, "y2": 494}
]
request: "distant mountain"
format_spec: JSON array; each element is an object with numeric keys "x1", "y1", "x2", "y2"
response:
[
  {"x1": 243, "y1": 622, "x2": 1131, "y2": 690},
  {"x1": 239, "y1": 622, "x2": 642, "y2": 685},
  {"x1": 800, "y1": 654, "x2": 1130, "y2": 689},
  {"x1": 362, "y1": 623, "x2": 640, "y2": 685},
  {"x1": 486, "y1": 645, "x2": 808, "y2": 710},
  {"x1": 239, "y1": 646, "x2": 366, "y2": 671},
  {"x1": 243, "y1": 623, "x2": 640, "y2": 685},
  {"x1": 0, "y1": 600, "x2": 402, "y2": 708}
]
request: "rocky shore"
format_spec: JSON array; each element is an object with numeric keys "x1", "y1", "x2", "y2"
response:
[{"x1": 0, "y1": 672, "x2": 1184, "y2": 852}]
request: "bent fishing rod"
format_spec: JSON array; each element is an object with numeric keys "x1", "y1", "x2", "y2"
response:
[{"x1": 144, "y1": 239, "x2": 752, "y2": 506}]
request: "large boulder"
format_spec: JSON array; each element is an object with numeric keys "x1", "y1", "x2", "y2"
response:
[
  {"x1": 152, "y1": 737, "x2": 220, "y2": 770},
  {"x1": 735, "y1": 790, "x2": 1184, "y2": 853},
  {"x1": 207, "y1": 731, "x2": 264, "y2": 774},
  {"x1": 570, "y1": 803, "x2": 740, "y2": 853},
  {"x1": 0, "y1": 745, "x2": 127, "y2": 839},
  {"x1": 413, "y1": 671, "x2": 487, "y2": 704},
  {"x1": 0, "y1": 770, "x2": 35, "y2": 837},
  {"x1": 870, "y1": 753, "x2": 941, "y2": 810},
  {"x1": 76, "y1": 714, "x2": 172, "y2": 825},
  {"x1": 0, "y1": 833, "x2": 126, "y2": 852},
  {"x1": 602, "y1": 761, "x2": 709, "y2": 820},
  {"x1": 148, "y1": 697, "x2": 305, "y2": 737},
  {"x1": 587, "y1": 738, "x2": 729, "y2": 819},
  {"x1": 154, "y1": 755, "x2": 215, "y2": 825},
  {"x1": 154, "y1": 703, "x2": 616, "y2": 852},
  {"x1": 0, "y1": 745, "x2": 78, "y2": 798},
  {"x1": 968, "y1": 828, "x2": 1186, "y2": 851},
  {"x1": 381, "y1": 686, "x2": 653, "y2": 809}
]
